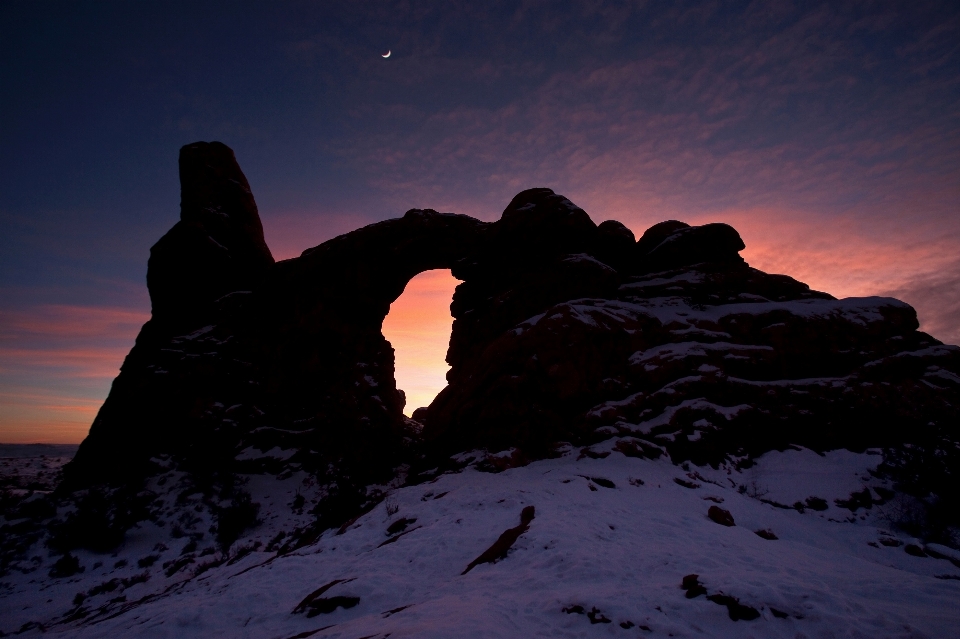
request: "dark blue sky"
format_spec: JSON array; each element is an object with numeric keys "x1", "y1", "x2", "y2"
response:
[{"x1": 1, "y1": 1, "x2": 958, "y2": 441}]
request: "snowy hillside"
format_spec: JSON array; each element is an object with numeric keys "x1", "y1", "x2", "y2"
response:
[{"x1": 3, "y1": 445, "x2": 958, "y2": 638}]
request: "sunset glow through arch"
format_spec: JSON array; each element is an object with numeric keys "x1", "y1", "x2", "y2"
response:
[{"x1": 381, "y1": 269, "x2": 460, "y2": 416}]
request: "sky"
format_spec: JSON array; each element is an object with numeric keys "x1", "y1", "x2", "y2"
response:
[{"x1": 1, "y1": 1, "x2": 958, "y2": 443}]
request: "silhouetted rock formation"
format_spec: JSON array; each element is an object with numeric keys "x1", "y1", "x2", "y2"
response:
[
  {"x1": 66, "y1": 143, "x2": 275, "y2": 487},
  {"x1": 148, "y1": 141, "x2": 274, "y2": 326},
  {"x1": 248, "y1": 208, "x2": 486, "y2": 483},
  {"x1": 63, "y1": 142, "x2": 960, "y2": 541}
]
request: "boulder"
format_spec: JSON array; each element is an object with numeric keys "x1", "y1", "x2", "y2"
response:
[{"x1": 636, "y1": 222, "x2": 745, "y2": 272}]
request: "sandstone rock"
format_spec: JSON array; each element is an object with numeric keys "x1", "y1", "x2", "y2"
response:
[
  {"x1": 708, "y1": 505, "x2": 736, "y2": 526},
  {"x1": 461, "y1": 505, "x2": 535, "y2": 574},
  {"x1": 68, "y1": 143, "x2": 279, "y2": 486},
  {"x1": 59, "y1": 142, "x2": 960, "y2": 553},
  {"x1": 635, "y1": 220, "x2": 689, "y2": 257},
  {"x1": 148, "y1": 141, "x2": 274, "y2": 327},
  {"x1": 680, "y1": 573, "x2": 707, "y2": 598},
  {"x1": 594, "y1": 219, "x2": 636, "y2": 271},
  {"x1": 637, "y1": 222, "x2": 745, "y2": 272}
]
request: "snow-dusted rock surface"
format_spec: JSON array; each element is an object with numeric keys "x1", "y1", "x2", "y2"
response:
[{"x1": 3, "y1": 446, "x2": 958, "y2": 637}]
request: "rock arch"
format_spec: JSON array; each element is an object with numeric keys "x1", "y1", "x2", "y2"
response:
[
  {"x1": 381, "y1": 269, "x2": 460, "y2": 416},
  {"x1": 66, "y1": 142, "x2": 642, "y2": 488},
  {"x1": 65, "y1": 142, "x2": 959, "y2": 495}
]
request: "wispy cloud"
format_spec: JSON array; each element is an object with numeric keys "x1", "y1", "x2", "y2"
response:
[
  {"x1": 883, "y1": 259, "x2": 960, "y2": 346},
  {"x1": 262, "y1": 210, "x2": 390, "y2": 261},
  {"x1": 0, "y1": 305, "x2": 148, "y2": 342},
  {"x1": 0, "y1": 386, "x2": 107, "y2": 444},
  {"x1": 0, "y1": 304, "x2": 148, "y2": 442},
  {"x1": 286, "y1": 2, "x2": 959, "y2": 343}
]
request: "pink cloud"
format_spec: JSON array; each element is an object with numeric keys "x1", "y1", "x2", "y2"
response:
[
  {"x1": 0, "y1": 304, "x2": 148, "y2": 443},
  {"x1": 0, "y1": 347, "x2": 134, "y2": 378},
  {"x1": 0, "y1": 387, "x2": 103, "y2": 444},
  {"x1": 301, "y1": 10, "x2": 956, "y2": 348},
  {"x1": 882, "y1": 259, "x2": 960, "y2": 346},
  {"x1": 660, "y1": 206, "x2": 960, "y2": 345},
  {"x1": 0, "y1": 305, "x2": 149, "y2": 342},
  {"x1": 262, "y1": 211, "x2": 387, "y2": 261},
  {"x1": 0, "y1": 305, "x2": 147, "y2": 377}
]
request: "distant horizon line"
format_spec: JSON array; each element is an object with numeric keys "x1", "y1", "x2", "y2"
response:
[{"x1": 0, "y1": 442, "x2": 80, "y2": 447}]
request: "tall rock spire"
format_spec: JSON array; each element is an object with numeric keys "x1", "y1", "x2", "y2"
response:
[{"x1": 147, "y1": 141, "x2": 274, "y2": 327}]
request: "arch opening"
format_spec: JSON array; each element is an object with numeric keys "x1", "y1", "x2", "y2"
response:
[{"x1": 381, "y1": 269, "x2": 459, "y2": 417}]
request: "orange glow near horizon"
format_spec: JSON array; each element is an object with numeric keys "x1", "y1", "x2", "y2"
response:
[
  {"x1": 0, "y1": 390, "x2": 101, "y2": 444},
  {"x1": 0, "y1": 305, "x2": 148, "y2": 444},
  {"x1": 381, "y1": 269, "x2": 460, "y2": 416}
]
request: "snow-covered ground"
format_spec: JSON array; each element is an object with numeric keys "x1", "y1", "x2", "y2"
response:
[{"x1": 2, "y1": 445, "x2": 959, "y2": 638}]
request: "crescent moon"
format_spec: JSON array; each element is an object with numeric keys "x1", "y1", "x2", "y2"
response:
[{"x1": 382, "y1": 50, "x2": 391, "y2": 58}]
